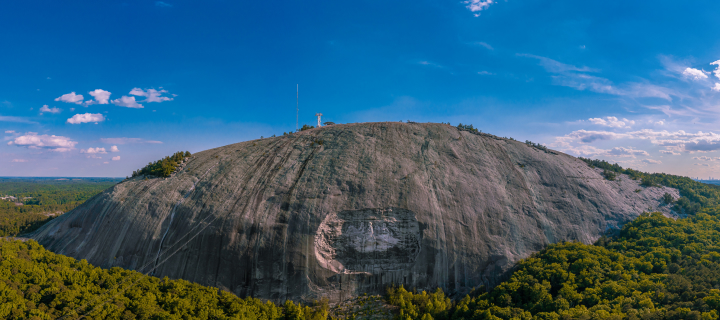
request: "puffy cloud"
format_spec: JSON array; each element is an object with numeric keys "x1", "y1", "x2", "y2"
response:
[
  {"x1": 683, "y1": 67, "x2": 709, "y2": 80},
  {"x1": 111, "y1": 96, "x2": 143, "y2": 109},
  {"x1": 129, "y1": 88, "x2": 173, "y2": 103},
  {"x1": 12, "y1": 159, "x2": 27, "y2": 163},
  {"x1": 8, "y1": 132, "x2": 77, "y2": 152},
  {"x1": 713, "y1": 83, "x2": 720, "y2": 92},
  {"x1": 464, "y1": 0, "x2": 494, "y2": 17},
  {"x1": 66, "y1": 113, "x2": 105, "y2": 124},
  {"x1": 642, "y1": 159, "x2": 662, "y2": 164},
  {"x1": 87, "y1": 89, "x2": 111, "y2": 105},
  {"x1": 100, "y1": 137, "x2": 162, "y2": 144},
  {"x1": 564, "y1": 130, "x2": 623, "y2": 143},
  {"x1": 39, "y1": 105, "x2": 61, "y2": 114},
  {"x1": 588, "y1": 116, "x2": 635, "y2": 128},
  {"x1": 711, "y1": 60, "x2": 720, "y2": 80},
  {"x1": 81, "y1": 147, "x2": 107, "y2": 154},
  {"x1": 660, "y1": 150, "x2": 681, "y2": 155},
  {"x1": 5, "y1": 130, "x2": 15, "y2": 134},
  {"x1": 54, "y1": 92, "x2": 84, "y2": 104},
  {"x1": 110, "y1": 145, "x2": 119, "y2": 152},
  {"x1": 112, "y1": 156, "x2": 121, "y2": 161}
]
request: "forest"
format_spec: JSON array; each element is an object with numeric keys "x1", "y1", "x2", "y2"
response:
[{"x1": 0, "y1": 178, "x2": 120, "y2": 236}]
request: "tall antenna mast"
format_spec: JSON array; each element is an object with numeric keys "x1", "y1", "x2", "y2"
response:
[{"x1": 296, "y1": 84, "x2": 299, "y2": 132}]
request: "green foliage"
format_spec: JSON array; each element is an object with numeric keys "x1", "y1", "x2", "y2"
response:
[
  {"x1": 388, "y1": 207, "x2": 720, "y2": 319},
  {"x1": 0, "y1": 239, "x2": 328, "y2": 320},
  {"x1": 579, "y1": 157, "x2": 720, "y2": 214},
  {"x1": 132, "y1": 151, "x2": 191, "y2": 178},
  {"x1": 0, "y1": 178, "x2": 119, "y2": 236},
  {"x1": 386, "y1": 286, "x2": 452, "y2": 320},
  {"x1": 457, "y1": 123, "x2": 480, "y2": 134},
  {"x1": 603, "y1": 169, "x2": 617, "y2": 181},
  {"x1": 300, "y1": 124, "x2": 315, "y2": 131},
  {"x1": 663, "y1": 192, "x2": 675, "y2": 204}
]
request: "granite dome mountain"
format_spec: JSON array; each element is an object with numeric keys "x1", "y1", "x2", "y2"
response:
[{"x1": 30, "y1": 122, "x2": 678, "y2": 302}]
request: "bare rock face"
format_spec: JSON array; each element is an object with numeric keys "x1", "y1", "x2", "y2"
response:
[{"x1": 30, "y1": 122, "x2": 678, "y2": 302}]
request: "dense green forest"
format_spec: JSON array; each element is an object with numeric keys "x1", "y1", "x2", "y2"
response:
[
  {"x1": 0, "y1": 239, "x2": 331, "y2": 319},
  {"x1": 388, "y1": 207, "x2": 720, "y2": 319},
  {"x1": 0, "y1": 178, "x2": 120, "y2": 236},
  {"x1": 132, "y1": 151, "x2": 191, "y2": 178}
]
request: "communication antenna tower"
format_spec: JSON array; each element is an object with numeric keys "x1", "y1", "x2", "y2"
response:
[
  {"x1": 296, "y1": 84, "x2": 299, "y2": 132},
  {"x1": 316, "y1": 113, "x2": 323, "y2": 127}
]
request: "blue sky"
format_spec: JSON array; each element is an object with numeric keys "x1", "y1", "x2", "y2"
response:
[{"x1": 3, "y1": 0, "x2": 720, "y2": 178}]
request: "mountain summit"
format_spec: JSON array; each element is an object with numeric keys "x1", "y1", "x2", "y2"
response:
[{"x1": 31, "y1": 122, "x2": 678, "y2": 302}]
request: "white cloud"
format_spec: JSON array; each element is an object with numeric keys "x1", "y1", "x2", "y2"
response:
[
  {"x1": 693, "y1": 156, "x2": 720, "y2": 161},
  {"x1": 111, "y1": 96, "x2": 144, "y2": 109},
  {"x1": 711, "y1": 60, "x2": 720, "y2": 80},
  {"x1": 54, "y1": 92, "x2": 84, "y2": 104},
  {"x1": 100, "y1": 137, "x2": 162, "y2": 144},
  {"x1": 695, "y1": 163, "x2": 711, "y2": 167},
  {"x1": 642, "y1": 159, "x2": 662, "y2": 164},
  {"x1": 521, "y1": 54, "x2": 675, "y2": 101},
  {"x1": 87, "y1": 89, "x2": 111, "y2": 105},
  {"x1": 464, "y1": 0, "x2": 494, "y2": 17},
  {"x1": 110, "y1": 145, "x2": 119, "y2": 152},
  {"x1": 39, "y1": 105, "x2": 61, "y2": 114},
  {"x1": 712, "y1": 83, "x2": 720, "y2": 92},
  {"x1": 660, "y1": 150, "x2": 681, "y2": 155},
  {"x1": 605, "y1": 147, "x2": 649, "y2": 157},
  {"x1": 557, "y1": 128, "x2": 720, "y2": 154},
  {"x1": 5, "y1": 130, "x2": 15, "y2": 134},
  {"x1": 588, "y1": 116, "x2": 635, "y2": 128},
  {"x1": 683, "y1": 68, "x2": 709, "y2": 80},
  {"x1": 112, "y1": 156, "x2": 121, "y2": 161},
  {"x1": 8, "y1": 132, "x2": 77, "y2": 152},
  {"x1": 66, "y1": 113, "x2": 105, "y2": 124},
  {"x1": 81, "y1": 147, "x2": 107, "y2": 154},
  {"x1": 129, "y1": 88, "x2": 173, "y2": 103},
  {"x1": 11, "y1": 159, "x2": 27, "y2": 163},
  {"x1": 103, "y1": 161, "x2": 109, "y2": 164}
]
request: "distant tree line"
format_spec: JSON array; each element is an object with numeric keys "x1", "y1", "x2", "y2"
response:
[
  {"x1": 132, "y1": 151, "x2": 191, "y2": 178},
  {"x1": 579, "y1": 157, "x2": 720, "y2": 214}
]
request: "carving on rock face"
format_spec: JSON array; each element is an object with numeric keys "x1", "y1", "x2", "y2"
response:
[{"x1": 314, "y1": 207, "x2": 421, "y2": 274}]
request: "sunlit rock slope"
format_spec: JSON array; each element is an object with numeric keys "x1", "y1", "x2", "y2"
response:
[{"x1": 30, "y1": 122, "x2": 679, "y2": 302}]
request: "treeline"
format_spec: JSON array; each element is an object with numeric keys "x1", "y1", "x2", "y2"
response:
[
  {"x1": 0, "y1": 179, "x2": 120, "y2": 237},
  {"x1": 0, "y1": 239, "x2": 330, "y2": 319},
  {"x1": 579, "y1": 158, "x2": 720, "y2": 214},
  {"x1": 388, "y1": 206, "x2": 720, "y2": 319},
  {"x1": 132, "y1": 151, "x2": 191, "y2": 178}
]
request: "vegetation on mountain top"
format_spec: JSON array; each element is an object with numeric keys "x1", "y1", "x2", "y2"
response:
[{"x1": 132, "y1": 151, "x2": 191, "y2": 178}]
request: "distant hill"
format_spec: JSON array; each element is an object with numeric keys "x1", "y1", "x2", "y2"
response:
[{"x1": 30, "y1": 122, "x2": 678, "y2": 302}]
